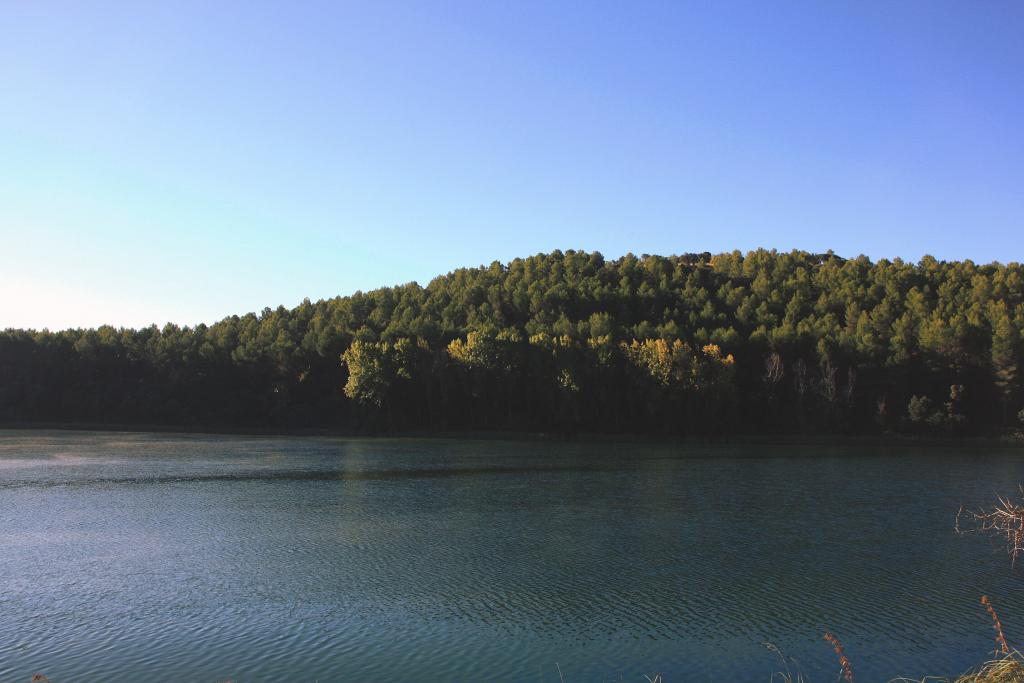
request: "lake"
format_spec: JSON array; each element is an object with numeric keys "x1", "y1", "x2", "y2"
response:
[{"x1": 1, "y1": 431, "x2": 1022, "y2": 682}]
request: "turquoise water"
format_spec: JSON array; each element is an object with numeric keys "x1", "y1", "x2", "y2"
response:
[{"x1": 1, "y1": 431, "x2": 1022, "y2": 682}]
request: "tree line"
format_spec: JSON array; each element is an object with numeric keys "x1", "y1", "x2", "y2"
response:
[{"x1": 2, "y1": 249, "x2": 1022, "y2": 436}]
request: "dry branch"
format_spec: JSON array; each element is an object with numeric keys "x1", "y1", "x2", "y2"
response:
[{"x1": 956, "y1": 489, "x2": 1024, "y2": 566}]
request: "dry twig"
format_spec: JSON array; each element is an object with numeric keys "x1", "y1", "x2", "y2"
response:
[{"x1": 956, "y1": 489, "x2": 1024, "y2": 566}]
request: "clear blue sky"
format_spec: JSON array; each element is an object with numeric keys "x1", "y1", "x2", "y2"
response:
[{"x1": 2, "y1": 1, "x2": 1022, "y2": 330}]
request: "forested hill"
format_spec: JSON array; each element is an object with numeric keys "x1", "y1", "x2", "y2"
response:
[{"x1": 2, "y1": 249, "x2": 1023, "y2": 436}]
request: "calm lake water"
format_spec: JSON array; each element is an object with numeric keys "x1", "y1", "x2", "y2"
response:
[{"x1": 1, "y1": 431, "x2": 1022, "y2": 682}]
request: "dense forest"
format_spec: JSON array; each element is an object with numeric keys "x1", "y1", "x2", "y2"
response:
[{"x1": 2, "y1": 249, "x2": 1023, "y2": 436}]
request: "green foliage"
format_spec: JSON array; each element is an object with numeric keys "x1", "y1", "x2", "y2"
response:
[
  {"x1": 1, "y1": 249, "x2": 1022, "y2": 434},
  {"x1": 908, "y1": 395, "x2": 933, "y2": 423},
  {"x1": 341, "y1": 340, "x2": 392, "y2": 407}
]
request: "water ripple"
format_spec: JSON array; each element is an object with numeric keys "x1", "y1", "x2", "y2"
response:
[{"x1": 1, "y1": 431, "x2": 1023, "y2": 682}]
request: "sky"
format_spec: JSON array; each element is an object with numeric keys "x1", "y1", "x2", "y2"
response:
[{"x1": 1, "y1": 1, "x2": 1022, "y2": 330}]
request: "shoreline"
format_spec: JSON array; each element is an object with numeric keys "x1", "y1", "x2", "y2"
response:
[{"x1": 1, "y1": 420, "x2": 1021, "y2": 448}]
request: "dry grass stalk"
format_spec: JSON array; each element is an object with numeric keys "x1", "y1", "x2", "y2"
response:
[
  {"x1": 763, "y1": 641, "x2": 807, "y2": 683},
  {"x1": 824, "y1": 631, "x2": 855, "y2": 683},
  {"x1": 983, "y1": 596, "x2": 1012, "y2": 656},
  {"x1": 949, "y1": 654, "x2": 1024, "y2": 683},
  {"x1": 891, "y1": 654, "x2": 1024, "y2": 683},
  {"x1": 956, "y1": 492, "x2": 1024, "y2": 566}
]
